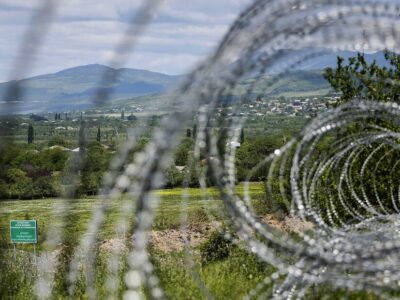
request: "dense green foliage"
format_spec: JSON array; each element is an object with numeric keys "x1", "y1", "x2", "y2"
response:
[
  {"x1": 0, "y1": 140, "x2": 112, "y2": 199},
  {"x1": 199, "y1": 229, "x2": 236, "y2": 264},
  {"x1": 319, "y1": 52, "x2": 400, "y2": 224},
  {"x1": 236, "y1": 134, "x2": 283, "y2": 181},
  {"x1": 79, "y1": 141, "x2": 111, "y2": 195},
  {"x1": 324, "y1": 51, "x2": 400, "y2": 104},
  {"x1": 0, "y1": 145, "x2": 66, "y2": 199},
  {"x1": 0, "y1": 119, "x2": 293, "y2": 199}
]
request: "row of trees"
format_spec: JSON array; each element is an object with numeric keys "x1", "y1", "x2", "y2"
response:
[
  {"x1": 0, "y1": 139, "x2": 111, "y2": 199},
  {"x1": 26, "y1": 124, "x2": 105, "y2": 144},
  {"x1": 0, "y1": 145, "x2": 68, "y2": 199},
  {"x1": 163, "y1": 131, "x2": 283, "y2": 188}
]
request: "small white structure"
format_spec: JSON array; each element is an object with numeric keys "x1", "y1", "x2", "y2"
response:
[
  {"x1": 226, "y1": 141, "x2": 241, "y2": 148},
  {"x1": 49, "y1": 145, "x2": 70, "y2": 151},
  {"x1": 72, "y1": 147, "x2": 80, "y2": 152},
  {"x1": 175, "y1": 166, "x2": 187, "y2": 172}
]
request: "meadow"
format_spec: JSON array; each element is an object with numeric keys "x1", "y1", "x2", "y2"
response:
[
  {"x1": 0, "y1": 182, "x2": 380, "y2": 299},
  {"x1": 0, "y1": 183, "x2": 275, "y2": 299}
]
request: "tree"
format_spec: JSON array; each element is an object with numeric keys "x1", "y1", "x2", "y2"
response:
[
  {"x1": 34, "y1": 176, "x2": 59, "y2": 198},
  {"x1": 28, "y1": 124, "x2": 34, "y2": 144},
  {"x1": 5, "y1": 168, "x2": 33, "y2": 199},
  {"x1": 217, "y1": 128, "x2": 229, "y2": 157},
  {"x1": 149, "y1": 115, "x2": 158, "y2": 127},
  {"x1": 174, "y1": 137, "x2": 193, "y2": 166},
  {"x1": 235, "y1": 135, "x2": 282, "y2": 181},
  {"x1": 324, "y1": 51, "x2": 400, "y2": 104},
  {"x1": 240, "y1": 128, "x2": 245, "y2": 144},
  {"x1": 79, "y1": 142, "x2": 110, "y2": 195},
  {"x1": 96, "y1": 126, "x2": 101, "y2": 142},
  {"x1": 127, "y1": 114, "x2": 137, "y2": 121},
  {"x1": 186, "y1": 128, "x2": 191, "y2": 138},
  {"x1": 192, "y1": 124, "x2": 197, "y2": 139},
  {"x1": 164, "y1": 165, "x2": 184, "y2": 188},
  {"x1": 121, "y1": 110, "x2": 125, "y2": 120},
  {"x1": 78, "y1": 120, "x2": 86, "y2": 155},
  {"x1": 320, "y1": 51, "x2": 400, "y2": 223},
  {"x1": 41, "y1": 148, "x2": 68, "y2": 171}
]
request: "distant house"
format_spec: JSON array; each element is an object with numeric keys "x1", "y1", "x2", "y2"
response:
[
  {"x1": 26, "y1": 149, "x2": 39, "y2": 154},
  {"x1": 226, "y1": 141, "x2": 241, "y2": 148},
  {"x1": 49, "y1": 145, "x2": 70, "y2": 151},
  {"x1": 175, "y1": 166, "x2": 187, "y2": 172}
]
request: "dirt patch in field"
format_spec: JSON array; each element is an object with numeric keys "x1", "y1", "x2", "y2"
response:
[
  {"x1": 97, "y1": 215, "x2": 313, "y2": 254},
  {"x1": 283, "y1": 216, "x2": 313, "y2": 233},
  {"x1": 260, "y1": 215, "x2": 313, "y2": 233},
  {"x1": 150, "y1": 221, "x2": 220, "y2": 252},
  {"x1": 99, "y1": 238, "x2": 130, "y2": 254},
  {"x1": 97, "y1": 222, "x2": 221, "y2": 254}
]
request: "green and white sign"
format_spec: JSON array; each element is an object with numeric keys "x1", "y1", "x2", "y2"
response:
[{"x1": 10, "y1": 220, "x2": 37, "y2": 244}]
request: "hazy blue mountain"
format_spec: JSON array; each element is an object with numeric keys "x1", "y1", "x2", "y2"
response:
[
  {"x1": 0, "y1": 64, "x2": 181, "y2": 113},
  {"x1": 0, "y1": 50, "x2": 393, "y2": 114}
]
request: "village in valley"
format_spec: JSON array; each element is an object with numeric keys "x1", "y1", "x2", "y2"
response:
[{"x1": 5, "y1": 95, "x2": 337, "y2": 147}]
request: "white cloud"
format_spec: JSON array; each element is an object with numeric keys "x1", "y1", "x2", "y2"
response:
[{"x1": 0, "y1": 0, "x2": 253, "y2": 81}]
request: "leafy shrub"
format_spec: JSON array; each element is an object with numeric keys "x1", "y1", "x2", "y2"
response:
[
  {"x1": 199, "y1": 229, "x2": 235, "y2": 264},
  {"x1": 164, "y1": 166, "x2": 184, "y2": 188}
]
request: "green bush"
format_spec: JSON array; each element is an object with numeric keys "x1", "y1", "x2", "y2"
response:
[
  {"x1": 199, "y1": 229, "x2": 235, "y2": 264},
  {"x1": 164, "y1": 166, "x2": 184, "y2": 188}
]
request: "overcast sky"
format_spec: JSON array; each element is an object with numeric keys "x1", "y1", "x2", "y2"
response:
[{"x1": 0, "y1": 0, "x2": 252, "y2": 82}]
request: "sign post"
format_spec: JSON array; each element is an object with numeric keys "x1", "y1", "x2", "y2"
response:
[{"x1": 10, "y1": 220, "x2": 38, "y2": 263}]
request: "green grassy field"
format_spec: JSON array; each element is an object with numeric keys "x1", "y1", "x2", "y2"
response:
[
  {"x1": 0, "y1": 183, "x2": 271, "y2": 299},
  {"x1": 0, "y1": 183, "x2": 380, "y2": 299},
  {"x1": 0, "y1": 183, "x2": 265, "y2": 247}
]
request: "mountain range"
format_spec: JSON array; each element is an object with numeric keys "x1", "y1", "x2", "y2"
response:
[
  {"x1": 0, "y1": 64, "x2": 181, "y2": 113},
  {"x1": 0, "y1": 50, "x2": 391, "y2": 114}
]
